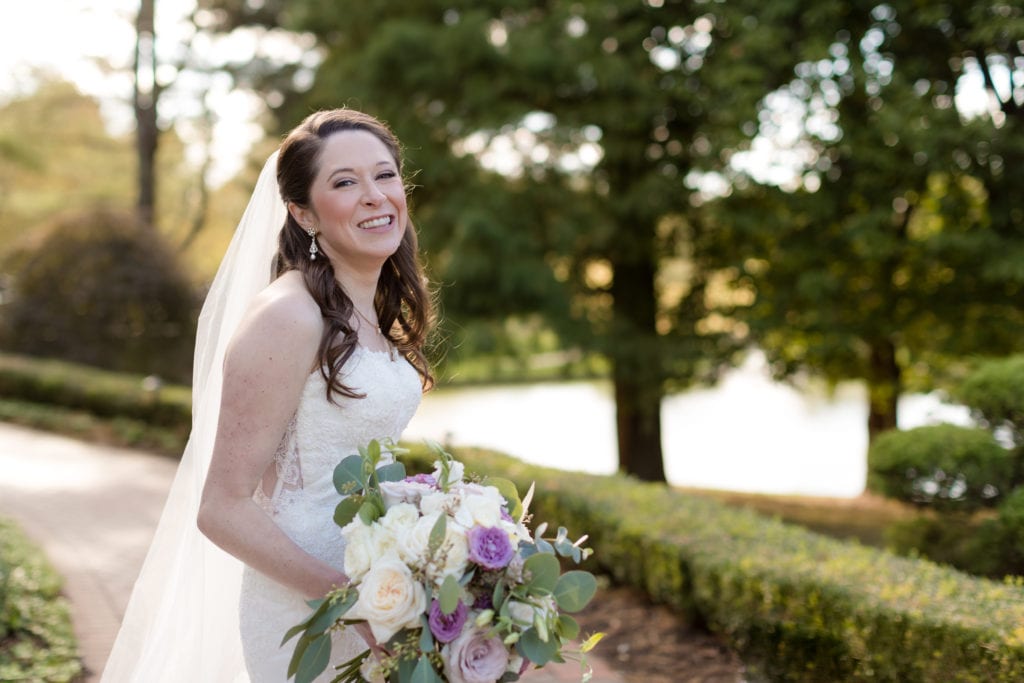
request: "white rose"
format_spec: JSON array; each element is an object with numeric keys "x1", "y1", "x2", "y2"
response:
[
  {"x1": 380, "y1": 503, "x2": 420, "y2": 536},
  {"x1": 372, "y1": 524, "x2": 401, "y2": 560},
  {"x1": 348, "y1": 557, "x2": 427, "y2": 643},
  {"x1": 341, "y1": 521, "x2": 375, "y2": 581},
  {"x1": 453, "y1": 490, "x2": 503, "y2": 529},
  {"x1": 405, "y1": 512, "x2": 470, "y2": 584},
  {"x1": 418, "y1": 491, "x2": 450, "y2": 517},
  {"x1": 380, "y1": 479, "x2": 436, "y2": 509}
]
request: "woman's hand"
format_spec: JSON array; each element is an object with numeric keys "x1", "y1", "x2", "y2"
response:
[{"x1": 355, "y1": 622, "x2": 389, "y2": 662}]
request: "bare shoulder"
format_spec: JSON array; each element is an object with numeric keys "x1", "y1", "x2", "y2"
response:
[{"x1": 225, "y1": 270, "x2": 323, "y2": 374}]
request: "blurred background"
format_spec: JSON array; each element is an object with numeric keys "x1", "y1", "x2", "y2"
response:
[{"x1": 1, "y1": 0, "x2": 1021, "y2": 503}]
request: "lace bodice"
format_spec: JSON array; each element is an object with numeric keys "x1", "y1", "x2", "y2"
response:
[{"x1": 240, "y1": 346, "x2": 422, "y2": 682}]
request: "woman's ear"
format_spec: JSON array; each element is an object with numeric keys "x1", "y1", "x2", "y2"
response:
[{"x1": 287, "y1": 202, "x2": 315, "y2": 230}]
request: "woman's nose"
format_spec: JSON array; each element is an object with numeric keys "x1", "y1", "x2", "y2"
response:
[{"x1": 362, "y1": 183, "x2": 386, "y2": 204}]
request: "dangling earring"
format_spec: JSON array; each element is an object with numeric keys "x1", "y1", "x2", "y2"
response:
[{"x1": 306, "y1": 225, "x2": 318, "y2": 260}]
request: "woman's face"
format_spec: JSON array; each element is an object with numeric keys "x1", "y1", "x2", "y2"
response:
[{"x1": 297, "y1": 129, "x2": 407, "y2": 272}]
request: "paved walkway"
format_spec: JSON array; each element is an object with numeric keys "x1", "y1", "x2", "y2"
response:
[{"x1": 0, "y1": 422, "x2": 625, "y2": 683}]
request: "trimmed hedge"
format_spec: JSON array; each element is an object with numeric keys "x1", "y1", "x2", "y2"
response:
[
  {"x1": 0, "y1": 517, "x2": 82, "y2": 682},
  {"x1": 402, "y1": 444, "x2": 1024, "y2": 682},
  {"x1": 0, "y1": 352, "x2": 192, "y2": 430}
]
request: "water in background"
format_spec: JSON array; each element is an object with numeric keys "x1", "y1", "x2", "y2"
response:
[{"x1": 405, "y1": 354, "x2": 972, "y2": 498}]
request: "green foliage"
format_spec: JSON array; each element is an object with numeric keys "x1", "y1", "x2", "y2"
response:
[
  {"x1": 712, "y1": 0, "x2": 1024, "y2": 438},
  {"x1": 401, "y1": 444, "x2": 1024, "y2": 682},
  {"x1": 867, "y1": 425, "x2": 1013, "y2": 511},
  {"x1": 883, "y1": 508, "x2": 1018, "y2": 579},
  {"x1": 0, "y1": 352, "x2": 192, "y2": 429},
  {"x1": 0, "y1": 517, "x2": 82, "y2": 682},
  {"x1": 0, "y1": 208, "x2": 199, "y2": 383},
  {"x1": 955, "y1": 355, "x2": 1024, "y2": 452}
]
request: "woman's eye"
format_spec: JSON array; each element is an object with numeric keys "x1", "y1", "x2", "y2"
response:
[
  {"x1": 333, "y1": 179, "x2": 355, "y2": 188},
  {"x1": 377, "y1": 171, "x2": 397, "y2": 180}
]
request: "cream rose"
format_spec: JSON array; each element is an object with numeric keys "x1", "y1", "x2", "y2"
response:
[
  {"x1": 341, "y1": 520, "x2": 375, "y2": 582},
  {"x1": 349, "y1": 556, "x2": 426, "y2": 643}
]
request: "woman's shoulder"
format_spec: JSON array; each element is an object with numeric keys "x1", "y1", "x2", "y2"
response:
[
  {"x1": 248, "y1": 271, "x2": 321, "y2": 330},
  {"x1": 227, "y1": 271, "x2": 323, "y2": 364}
]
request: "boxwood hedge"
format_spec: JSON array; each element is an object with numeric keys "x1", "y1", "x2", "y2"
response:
[{"x1": 403, "y1": 444, "x2": 1024, "y2": 682}]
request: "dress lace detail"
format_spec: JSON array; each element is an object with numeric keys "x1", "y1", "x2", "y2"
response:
[
  {"x1": 254, "y1": 414, "x2": 304, "y2": 515},
  {"x1": 239, "y1": 346, "x2": 422, "y2": 682}
]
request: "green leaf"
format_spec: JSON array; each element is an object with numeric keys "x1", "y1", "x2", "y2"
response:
[
  {"x1": 334, "y1": 496, "x2": 363, "y2": 528},
  {"x1": 522, "y1": 553, "x2": 560, "y2": 595},
  {"x1": 357, "y1": 499, "x2": 382, "y2": 526},
  {"x1": 307, "y1": 591, "x2": 357, "y2": 635},
  {"x1": 376, "y1": 461, "x2": 406, "y2": 483},
  {"x1": 295, "y1": 632, "x2": 331, "y2": 683},
  {"x1": 334, "y1": 455, "x2": 366, "y2": 494},
  {"x1": 492, "y1": 577, "x2": 505, "y2": 609},
  {"x1": 419, "y1": 614, "x2": 435, "y2": 652},
  {"x1": 557, "y1": 614, "x2": 580, "y2": 641},
  {"x1": 411, "y1": 654, "x2": 442, "y2": 683},
  {"x1": 439, "y1": 574, "x2": 461, "y2": 614},
  {"x1": 367, "y1": 438, "x2": 381, "y2": 464},
  {"x1": 428, "y1": 512, "x2": 447, "y2": 555},
  {"x1": 482, "y1": 476, "x2": 522, "y2": 520},
  {"x1": 517, "y1": 626, "x2": 558, "y2": 666},
  {"x1": 553, "y1": 570, "x2": 597, "y2": 613}
]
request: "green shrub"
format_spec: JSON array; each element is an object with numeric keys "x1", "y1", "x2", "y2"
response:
[
  {"x1": 401, "y1": 444, "x2": 1024, "y2": 682},
  {"x1": 955, "y1": 356, "x2": 1024, "y2": 483},
  {"x1": 994, "y1": 487, "x2": 1024, "y2": 574},
  {"x1": 0, "y1": 208, "x2": 199, "y2": 384},
  {"x1": 867, "y1": 424, "x2": 1013, "y2": 511},
  {"x1": 883, "y1": 512, "x2": 1011, "y2": 578},
  {"x1": 0, "y1": 517, "x2": 81, "y2": 682},
  {"x1": 0, "y1": 352, "x2": 192, "y2": 430}
]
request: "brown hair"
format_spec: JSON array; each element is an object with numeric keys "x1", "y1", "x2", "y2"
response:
[{"x1": 274, "y1": 108, "x2": 434, "y2": 399}]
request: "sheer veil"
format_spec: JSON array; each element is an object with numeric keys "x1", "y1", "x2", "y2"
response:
[{"x1": 102, "y1": 152, "x2": 285, "y2": 682}]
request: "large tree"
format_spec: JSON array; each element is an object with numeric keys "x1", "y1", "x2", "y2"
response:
[
  {"x1": 203, "y1": 0, "x2": 796, "y2": 481},
  {"x1": 712, "y1": 0, "x2": 1024, "y2": 442}
]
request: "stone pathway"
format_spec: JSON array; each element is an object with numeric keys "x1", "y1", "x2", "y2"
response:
[{"x1": 0, "y1": 422, "x2": 625, "y2": 682}]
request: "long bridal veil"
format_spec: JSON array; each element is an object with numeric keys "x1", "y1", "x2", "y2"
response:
[{"x1": 102, "y1": 153, "x2": 285, "y2": 682}]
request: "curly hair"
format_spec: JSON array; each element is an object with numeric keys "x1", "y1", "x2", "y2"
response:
[{"x1": 273, "y1": 108, "x2": 434, "y2": 399}]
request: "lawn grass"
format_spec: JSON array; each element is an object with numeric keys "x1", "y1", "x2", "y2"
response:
[{"x1": 0, "y1": 517, "x2": 82, "y2": 683}]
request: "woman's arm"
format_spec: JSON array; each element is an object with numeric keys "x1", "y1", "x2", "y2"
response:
[{"x1": 197, "y1": 274, "x2": 346, "y2": 599}]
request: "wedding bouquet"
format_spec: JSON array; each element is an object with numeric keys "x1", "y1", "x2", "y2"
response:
[{"x1": 284, "y1": 439, "x2": 602, "y2": 683}]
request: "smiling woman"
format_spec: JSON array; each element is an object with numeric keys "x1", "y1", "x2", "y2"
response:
[{"x1": 103, "y1": 108, "x2": 437, "y2": 683}]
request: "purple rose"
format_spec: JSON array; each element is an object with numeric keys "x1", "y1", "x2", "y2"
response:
[
  {"x1": 408, "y1": 473, "x2": 438, "y2": 486},
  {"x1": 442, "y1": 626, "x2": 510, "y2": 683},
  {"x1": 428, "y1": 599, "x2": 468, "y2": 644},
  {"x1": 467, "y1": 526, "x2": 515, "y2": 571}
]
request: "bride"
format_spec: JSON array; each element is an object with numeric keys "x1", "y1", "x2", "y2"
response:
[{"x1": 101, "y1": 109, "x2": 434, "y2": 682}]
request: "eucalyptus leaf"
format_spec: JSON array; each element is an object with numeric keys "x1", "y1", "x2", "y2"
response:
[
  {"x1": 553, "y1": 571, "x2": 597, "y2": 612},
  {"x1": 357, "y1": 500, "x2": 382, "y2": 526},
  {"x1": 492, "y1": 578, "x2": 505, "y2": 608},
  {"x1": 517, "y1": 627, "x2": 557, "y2": 666},
  {"x1": 333, "y1": 496, "x2": 363, "y2": 528},
  {"x1": 333, "y1": 455, "x2": 366, "y2": 494},
  {"x1": 522, "y1": 553, "x2": 559, "y2": 595},
  {"x1": 295, "y1": 632, "x2": 331, "y2": 683},
  {"x1": 376, "y1": 461, "x2": 406, "y2": 483},
  {"x1": 307, "y1": 591, "x2": 357, "y2": 635},
  {"x1": 439, "y1": 574, "x2": 461, "y2": 615},
  {"x1": 428, "y1": 512, "x2": 447, "y2": 555},
  {"x1": 419, "y1": 615, "x2": 435, "y2": 652},
  {"x1": 557, "y1": 614, "x2": 580, "y2": 641},
  {"x1": 411, "y1": 654, "x2": 442, "y2": 683}
]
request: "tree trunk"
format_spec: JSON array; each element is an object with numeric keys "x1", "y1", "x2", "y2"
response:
[
  {"x1": 610, "y1": 257, "x2": 666, "y2": 483},
  {"x1": 866, "y1": 338, "x2": 900, "y2": 444},
  {"x1": 134, "y1": 0, "x2": 158, "y2": 231}
]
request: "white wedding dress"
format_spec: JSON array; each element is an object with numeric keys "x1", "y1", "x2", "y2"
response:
[{"x1": 240, "y1": 346, "x2": 423, "y2": 682}]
